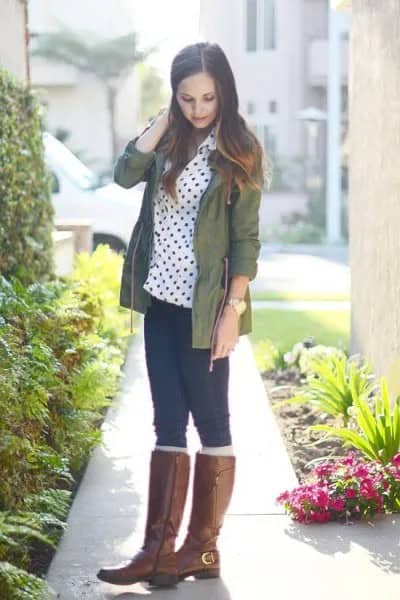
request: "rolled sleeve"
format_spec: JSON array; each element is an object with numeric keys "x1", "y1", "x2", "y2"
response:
[
  {"x1": 228, "y1": 182, "x2": 262, "y2": 281},
  {"x1": 113, "y1": 134, "x2": 156, "y2": 188}
]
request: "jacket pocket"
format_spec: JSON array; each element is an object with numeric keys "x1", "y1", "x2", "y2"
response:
[{"x1": 209, "y1": 256, "x2": 229, "y2": 373}]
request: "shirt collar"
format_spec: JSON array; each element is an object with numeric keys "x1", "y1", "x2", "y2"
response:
[{"x1": 198, "y1": 125, "x2": 216, "y2": 152}]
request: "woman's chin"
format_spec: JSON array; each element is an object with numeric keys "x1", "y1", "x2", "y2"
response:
[{"x1": 191, "y1": 119, "x2": 213, "y2": 129}]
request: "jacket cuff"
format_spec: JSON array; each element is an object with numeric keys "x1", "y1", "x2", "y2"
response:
[
  {"x1": 228, "y1": 256, "x2": 258, "y2": 281},
  {"x1": 123, "y1": 135, "x2": 156, "y2": 167}
]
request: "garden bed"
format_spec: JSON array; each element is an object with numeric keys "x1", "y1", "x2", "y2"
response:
[{"x1": 261, "y1": 367, "x2": 356, "y2": 482}]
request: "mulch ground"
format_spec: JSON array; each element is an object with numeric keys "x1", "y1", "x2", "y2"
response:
[{"x1": 261, "y1": 367, "x2": 351, "y2": 482}]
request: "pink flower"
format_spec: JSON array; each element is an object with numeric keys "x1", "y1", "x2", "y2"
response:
[
  {"x1": 341, "y1": 452, "x2": 358, "y2": 466},
  {"x1": 276, "y1": 450, "x2": 396, "y2": 524},
  {"x1": 359, "y1": 482, "x2": 375, "y2": 499},
  {"x1": 314, "y1": 463, "x2": 337, "y2": 477},
  {"x1": 329, "y1": 497, "x2": 345, "y2": 511},
  {"x1": 352, "y1": 464, "x2": 370, "y2": 478},
  {"x1": 276, "y1": 491, "x2": 290, "y2": 503},
  {"x1": 312, "y1": 511, "x2": 331, "y2": 523},
  {"x1": 312, "y1": 487, "x2": 329, "y2": 508},
  {"x1": 391, "y1": 453, "x2": 400, "y2": 467}
]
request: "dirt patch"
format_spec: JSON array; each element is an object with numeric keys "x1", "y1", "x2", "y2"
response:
[{"x1": 261, "y1": 367, "x2": 353, "y2": 482}]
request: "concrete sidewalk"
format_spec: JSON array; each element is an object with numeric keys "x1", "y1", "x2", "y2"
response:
[
  {"x1": 252, "y1": 299, "x2": 350, "y2": 310},
  {"x1": 252, "y1": 245, "x2": 350, "y2": 296},
  {"x1": 46, "y1": 321, "x2": 400, "y2": 599}
]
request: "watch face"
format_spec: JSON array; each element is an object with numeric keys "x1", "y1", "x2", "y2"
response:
[
  {"x1": 226, "y1": 299, "x2": 246, "y2": 315},
  {"x1": 238, "y1": 300, "x2": 246, "y2": 315}
]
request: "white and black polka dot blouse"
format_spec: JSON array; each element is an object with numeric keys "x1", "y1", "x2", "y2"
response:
[{"x1": 143, "y1": 126, "x2": 217, "y2": 308}]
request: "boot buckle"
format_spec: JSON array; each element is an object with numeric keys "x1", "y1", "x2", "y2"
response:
[{"x1": 201, "y1": 551, "x2": 215, "y2": 565}]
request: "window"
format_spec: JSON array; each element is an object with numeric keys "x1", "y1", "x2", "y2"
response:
[
  {"x1": 247, "y1": 100, "x2": 256, "y2": 115},
  {"x1": 269, "y1": 100, "x2": 278, "y2": 114},
  {"x1": 264, "y1": 125, "x2": 277, "y2": 156},
  {"x1": 246, "y1": 0, "x2": 276, "y2": 52},
  {"x1": 251, "y1": 123, "x2": 277, "y2": 157},
  {"x1": 246, "y1": 0, "x2": 257, "y2": 51},
  {"x1": 263, "y1": 0, "x2": 275, "y2": 50}
]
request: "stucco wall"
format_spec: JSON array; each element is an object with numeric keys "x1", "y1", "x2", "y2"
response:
[
  {"x1": 28, "y1": 0, "x2": 140, "y2": 172},
  {"x1": 0, "y1": 0, "x2": 28, "y2": 80},
  {"x1": 349, "y1": 0, "x2": 400, "y2": 376}
]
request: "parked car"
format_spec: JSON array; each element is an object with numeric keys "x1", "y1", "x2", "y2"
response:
[{"x1": 43, "y1": 132, "x2": 143, "y2": 253}]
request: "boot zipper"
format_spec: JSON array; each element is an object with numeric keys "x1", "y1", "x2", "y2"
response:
[{"x1": 130, "y1": 221, "x2": 144, "y2": 334}]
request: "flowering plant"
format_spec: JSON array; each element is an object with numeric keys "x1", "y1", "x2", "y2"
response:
[
  {"x1": 298, "y1": 344, "x2": 347, "y2": 375},
  {"x1": 276, "y1": 451, "x2": 400, "y2": 524},
  {"x1": 283, "y1": 341, "x2": 307, "y2": 369}
]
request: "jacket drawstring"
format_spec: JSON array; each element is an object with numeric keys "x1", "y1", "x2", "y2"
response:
[
  {"x1": 226, "y1": 175, "x2": 232, "y2": 205},
  {"x1": 130, "y1": 222, "x2": 144, "y2": 334}
]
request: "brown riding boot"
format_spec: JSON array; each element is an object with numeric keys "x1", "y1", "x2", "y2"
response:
[
  {"x1": 96, "y1": 450, "x2": 190, "y2": 587},
  {"x1": 175, "y1": 451, "x2": 236, "y2": 580}
]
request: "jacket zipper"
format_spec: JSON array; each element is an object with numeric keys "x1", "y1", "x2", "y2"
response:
[
  {"x1": 208, "y1": 255, "x2": 229, "y2": 373},
  {"x1": 191, "y1": 173, "x2": 218, "y2": 324},
  {"x1": 130, "y1": 221, "x2": 144, "y2": 334}
]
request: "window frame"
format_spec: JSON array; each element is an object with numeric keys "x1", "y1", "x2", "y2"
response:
[{"x1": 245, "y1": 0, "x2": 276, "y2": 53}]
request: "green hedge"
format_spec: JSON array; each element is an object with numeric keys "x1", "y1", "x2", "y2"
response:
[
  {"x1": 0, "y1": 245, "x2": 131, "y2": 599},
  {"x1": 0, "y1": 66, "x2": 54, "y2": 284}
]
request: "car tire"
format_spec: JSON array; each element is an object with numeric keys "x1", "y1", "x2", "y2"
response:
[{"x1": 93, "y1": 234, "x2": 127, "y2": 255}]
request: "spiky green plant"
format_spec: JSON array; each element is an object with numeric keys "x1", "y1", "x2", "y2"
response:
[
  {"x1": 273, "y1": 354, "x2": 376, "y2": 426},
  {"x1": 309, "y1": 377, "x2": 400, "y2": 464}
]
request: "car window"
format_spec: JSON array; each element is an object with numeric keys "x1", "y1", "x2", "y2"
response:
[
  {"x1": 43, "y1": 133, "x2": 99, "y2": 190},
  {"x1": 50, "y1": 171, "x2": 60, "y2": 193}
]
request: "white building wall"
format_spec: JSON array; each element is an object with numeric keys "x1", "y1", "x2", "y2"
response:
[
  {"x1": 200, "y1": 0, "x2": 306, "y2": 163},
  {"x1": 28, "y1": 0, "x2": 141, "y2": 172},
  {"x1": 0, "y1": 0, "x2": 28, "y2": 81},
  {"x1": 200, "y1": 0, "x2": 348, "y2": 195}
]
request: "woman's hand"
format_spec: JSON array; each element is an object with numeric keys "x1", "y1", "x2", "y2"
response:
[
  {"x1": 156, "y1": 101, "x2": 172, "y2": 131},
  {"x1": 156, "y1": 106, "x2": 168, "y2": 124},
  {"x1": 136, "y1": 102, "x2": 171, "y2": 153},
  {"x1": 211, "y1": 307, "x2": 240, "y2": 360}
]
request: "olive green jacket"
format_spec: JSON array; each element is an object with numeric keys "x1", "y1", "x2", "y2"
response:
[{"x1": 114, "y1": 135, "x2": 262, "y2": 366}]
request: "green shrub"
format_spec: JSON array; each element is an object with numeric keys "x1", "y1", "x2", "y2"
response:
[
  {"x1": 0, "y1": 246, "x2": 130, "y2": 598},
  {"x1": 0, "y1": 562, "x2": 53, "y2": 600},
  {"x1": 0, "y1": 66, "x2": 54, "y2": 284}
]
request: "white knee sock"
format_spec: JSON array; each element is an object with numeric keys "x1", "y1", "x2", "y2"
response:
[
  {"x1": 155, "y1": 445, "x2": 189, "y2": 453},
  {"x1": 200, "y1": 445, "x2": 234, "y2": 456}
]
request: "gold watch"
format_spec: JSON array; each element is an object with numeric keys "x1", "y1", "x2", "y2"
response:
[{"x1": 224, "y1": 297, "x2": 247, "y2": 316}]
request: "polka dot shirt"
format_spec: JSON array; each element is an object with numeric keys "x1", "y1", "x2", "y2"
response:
[{"x1": 143, "y1": 126, "x2": 217, "y2": 308}]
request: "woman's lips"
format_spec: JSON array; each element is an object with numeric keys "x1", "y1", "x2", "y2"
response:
[{"x1": 193, "y1": 116, "x2": 208, "y2": 122}]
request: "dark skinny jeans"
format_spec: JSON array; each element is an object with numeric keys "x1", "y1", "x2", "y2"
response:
[{"x1": 143, "y1": 295, "x2": 232, "y2": 448}]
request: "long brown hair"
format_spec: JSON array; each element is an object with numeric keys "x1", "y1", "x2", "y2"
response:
[{"x1": 156, "y1": 42, "x2": 271, "y2": 201}]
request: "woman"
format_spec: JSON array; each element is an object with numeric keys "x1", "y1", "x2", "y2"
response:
[{"x1": 97, "y1": 41, "x2": 269, "y2": 588}]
